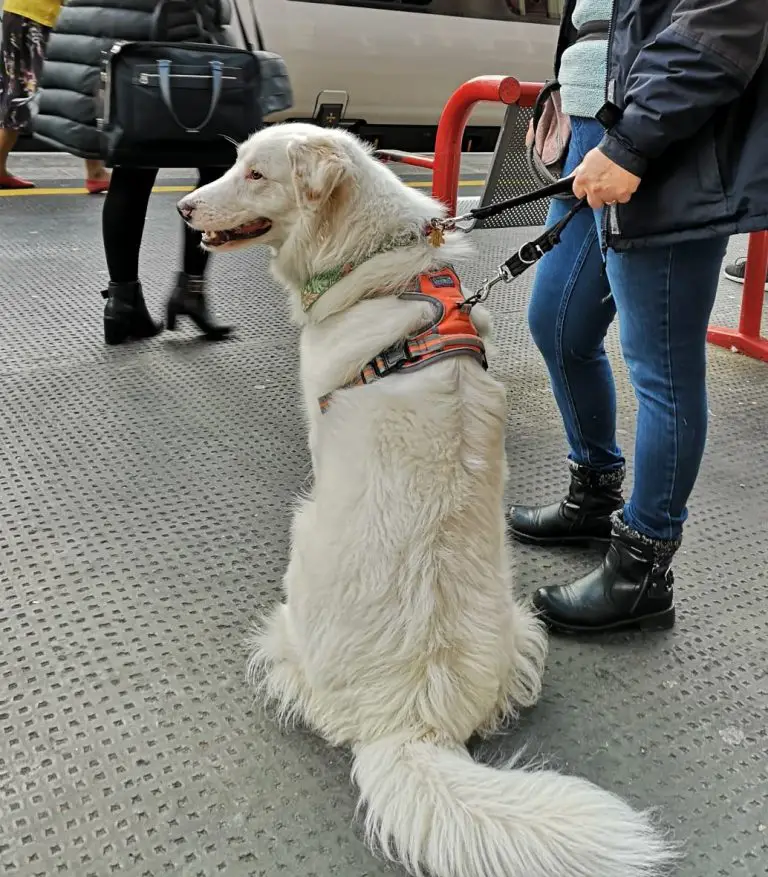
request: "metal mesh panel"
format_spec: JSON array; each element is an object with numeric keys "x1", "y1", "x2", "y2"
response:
[{"x1": 475, "y1": 103, "x2": 550, "y2": 229}]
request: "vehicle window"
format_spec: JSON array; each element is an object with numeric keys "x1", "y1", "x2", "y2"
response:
[{"x1": 284, "y1": 1, "x2": 563, "y2": 24}]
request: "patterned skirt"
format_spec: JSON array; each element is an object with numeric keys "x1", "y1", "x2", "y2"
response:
[{"x1": 0, "y1": 11, "x2": 52, "y2": 131}]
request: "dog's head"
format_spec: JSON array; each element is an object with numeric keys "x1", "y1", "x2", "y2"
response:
[
  {"x1": 178, "y1": 123, "x2": 364, "y2": 254},
  {"x1": 178, "y1": 123, "x2": 460, "y2": 321}
]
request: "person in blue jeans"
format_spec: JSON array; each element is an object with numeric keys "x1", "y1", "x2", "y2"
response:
[{"x1": 508, "y1": 0, "x2": 768, "y2": 634}]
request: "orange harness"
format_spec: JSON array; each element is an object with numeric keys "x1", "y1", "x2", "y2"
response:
[{"x1": 319, "y1": 268, "x2": 487, "y2": 413}]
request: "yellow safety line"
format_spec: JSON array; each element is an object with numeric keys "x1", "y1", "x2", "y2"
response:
[{"x1": 0, "y1": 179, "x2": 486, "y2": 197}]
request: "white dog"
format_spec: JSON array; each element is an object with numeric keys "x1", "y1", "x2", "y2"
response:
[{"x1": 178, "y1": 123, "x2": 675, "y2": 877}]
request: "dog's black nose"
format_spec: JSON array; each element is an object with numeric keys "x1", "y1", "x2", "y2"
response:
[{"x1": 177, "y1": 201, "x2": 194, "y2": 220}]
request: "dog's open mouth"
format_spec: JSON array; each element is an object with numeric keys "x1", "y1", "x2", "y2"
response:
[{"x1": 202, "y1": 218, "x2": 272, "y2": 247}]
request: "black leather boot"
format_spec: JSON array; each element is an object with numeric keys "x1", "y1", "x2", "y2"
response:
[
  {"x1": 102, "y1": 281, "x2": 163, "y2": 346},
  {"x1": 166, "y1": 272, "x2": 232, "y2": 341},
  {"x1": 507, "y1": 461, "x2": 624, "y2": 547},
  {"x1": 532, "y1": 512, "x2": 678, "y2": 634}
]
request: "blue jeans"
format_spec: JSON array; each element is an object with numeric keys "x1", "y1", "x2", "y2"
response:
[{"x1": 528, "y1": 117, "x2": 727, "y2": 541}]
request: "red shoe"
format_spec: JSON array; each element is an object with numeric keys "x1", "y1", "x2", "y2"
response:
[
  {"x1": 86, "y1": 177, "x2": 110, "y2": 194},
  {"x1": 0, "y1": 174, "x2": 35, "y2": 189}
]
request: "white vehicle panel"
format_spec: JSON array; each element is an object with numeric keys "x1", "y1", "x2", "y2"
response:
[{"x1": 236, "y1": 1, "x2": 559, "y2": 129}]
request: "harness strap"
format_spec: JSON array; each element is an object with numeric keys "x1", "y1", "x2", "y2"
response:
[{"x1": 318, "y1": 269, "x2": 487, "y2": 414}]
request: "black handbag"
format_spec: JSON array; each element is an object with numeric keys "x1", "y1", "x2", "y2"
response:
[{"x1": 98, "y1": 0, "x2": 284, "y2": 168}]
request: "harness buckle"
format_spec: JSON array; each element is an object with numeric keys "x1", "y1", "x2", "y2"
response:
[{"x1": 372, "y1": 339, "x2": 412, "y2": 377}]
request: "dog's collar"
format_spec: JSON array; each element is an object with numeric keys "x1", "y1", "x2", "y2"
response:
[{"x1": 300, "y1": 224, "x2": 437, "y2": 312}]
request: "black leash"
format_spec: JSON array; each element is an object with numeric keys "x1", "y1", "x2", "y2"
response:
[
  {"x1": 469, "y1": 176, "x2": 578, "y2": 223},
  {"x1": 431, "y1": 177, "x2": 588, "y2": 307}
]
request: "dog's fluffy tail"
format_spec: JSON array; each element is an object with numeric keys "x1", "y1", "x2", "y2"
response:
[{"x1": 352, "y1": 734, "x2": 677, "y2": 877}]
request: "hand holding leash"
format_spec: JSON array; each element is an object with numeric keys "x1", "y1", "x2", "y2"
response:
[{"x1": 572, "y1": 148, "x2": 640, "y2": 209}]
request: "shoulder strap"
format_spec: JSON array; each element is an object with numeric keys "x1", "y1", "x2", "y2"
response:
[
  {"x1": 150, "y1": 0, "x2": 217, "y2": 43},
  {"x1": 231, "y1": 0, "x2": 265, "y2": 51}
]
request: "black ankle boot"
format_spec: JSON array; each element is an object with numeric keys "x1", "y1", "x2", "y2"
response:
[
  {"x1": 166, "y1": 272, "x2": 232, "y2": 340},
  {"x1": 507, "y1": 461, "x2": 624, "y2": 547},
  {"x1": 102, "y1": 281, "x2": 163, "y2": 346},
  {"x1": 532, "y1": 512, "x2": 678, "y2": 634}
]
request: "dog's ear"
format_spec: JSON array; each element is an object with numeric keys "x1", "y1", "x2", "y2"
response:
[{"x1": 287, "y1": 136, "x2": 350, "y2": 209}]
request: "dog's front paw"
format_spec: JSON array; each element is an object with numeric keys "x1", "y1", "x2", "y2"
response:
[{"x1": 469, "y1": 304, "x2": 493, "y2": 343}]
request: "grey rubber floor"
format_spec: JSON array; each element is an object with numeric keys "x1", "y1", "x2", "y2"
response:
[{"x1": 1, "y1": 184, "x2": 767, "y2": 877}]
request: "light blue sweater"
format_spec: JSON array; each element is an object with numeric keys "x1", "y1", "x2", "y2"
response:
[{"x1": 559, "y1": 0, "x2": 614, "y2": 119}]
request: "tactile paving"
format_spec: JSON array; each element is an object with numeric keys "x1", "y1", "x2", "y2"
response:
[{"x1": 0, "y1": 191, "x2": 766, "y2": 877}]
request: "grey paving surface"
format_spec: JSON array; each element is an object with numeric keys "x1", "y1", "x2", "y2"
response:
[{"x1": 0, "y1": 182, "x2": 767, "y2": 877}]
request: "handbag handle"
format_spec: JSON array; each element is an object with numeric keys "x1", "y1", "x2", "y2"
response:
[{"x1": 156, "y1": 58, "x2": 224, "y2": 133}]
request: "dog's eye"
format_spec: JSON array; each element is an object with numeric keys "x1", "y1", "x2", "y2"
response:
[{"x1": 247, "y1": 169, "x2": 263, "y2": 181}]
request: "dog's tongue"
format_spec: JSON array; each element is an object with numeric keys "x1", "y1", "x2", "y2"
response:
[
  {"x1": 239, "y1": 219, "x2": 270, "y2": 234},
  {"x1": 203, "y1": 219, "x2": 270, "y2": 245}
]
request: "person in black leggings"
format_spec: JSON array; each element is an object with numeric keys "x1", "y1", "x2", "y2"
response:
[
  {"x1": 101, "y1": 165, "x2": 230, "y2": 345},
  {"x1": 32, "y1": 0, "x2": 237, "y2": 345}
]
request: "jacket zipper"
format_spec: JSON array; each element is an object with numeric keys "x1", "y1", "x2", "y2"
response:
[{"x1": 601, "y1": 0, "x2": 621, "y2": 256}]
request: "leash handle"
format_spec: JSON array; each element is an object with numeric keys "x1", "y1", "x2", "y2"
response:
[{"x1": 469, "y1": 176, "x2": 575, "y2": 222}]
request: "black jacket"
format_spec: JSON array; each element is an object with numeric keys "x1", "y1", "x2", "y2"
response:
[
  {"x1": 34, "y1": 0, "x2": 232, "y2": 159},
  {"x1": 556, "y1": 0, "x2": 768, "y2": 249}
]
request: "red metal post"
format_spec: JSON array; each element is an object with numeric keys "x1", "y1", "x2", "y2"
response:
[
  {"x1": 707, "y1": 231, "x2": 768, "y2": 362},
  {"x1": 431, "y1": 76, "x2": 525, "y2": 215},
  {"x1": 515, "y1": 82, "x2": 545, "y2": 109}
]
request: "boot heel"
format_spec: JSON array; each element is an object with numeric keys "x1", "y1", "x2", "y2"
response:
[
  {"x1": 166, "y1": 272, "x2": 232, "y2": 341},
  {"x1": 166, "y1": 303, "x2": 178, "y2": 331},
  {"x1": 104, "y1": 317, "x2": 130, "y2": 346},
  {"x1": 637, "y1": 606, "x2": 676, "y2": 631}
]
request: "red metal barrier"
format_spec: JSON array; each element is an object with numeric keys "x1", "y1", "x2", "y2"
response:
[
  {"x1": 707, "y1": 231, "x2": 768, "y2": 363},
  {"x1": 430, "y1": 77, "x2": 542, "y2": 215},
  {"x1": 377, "y1": 75, "x2": 542, "y2": 216}
]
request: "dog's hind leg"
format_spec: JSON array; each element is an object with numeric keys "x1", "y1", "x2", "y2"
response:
[{"x1": 247, "y1": 602, "x2": 311, "y2": 726}]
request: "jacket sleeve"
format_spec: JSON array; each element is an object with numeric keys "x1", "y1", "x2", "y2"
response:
[{"x1": 599, "y1": 0, "x2": 768, "y2": 176}]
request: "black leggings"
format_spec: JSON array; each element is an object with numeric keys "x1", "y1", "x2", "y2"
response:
[{"x1": 102, "y1": 166, "x2": 225, "y2": 284}]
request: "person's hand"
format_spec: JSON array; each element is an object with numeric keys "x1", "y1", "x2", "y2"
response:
[{"x1": 572, "y1": 148, "x2": 641, "y2": 209}]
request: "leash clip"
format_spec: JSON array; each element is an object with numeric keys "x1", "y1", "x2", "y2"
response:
[
  {"x1": 430, "y1": 214, "x2": 476, "y2": 238},
  {"x1": 462, "y1": 269, "x2": 505, "y2": 309}
]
